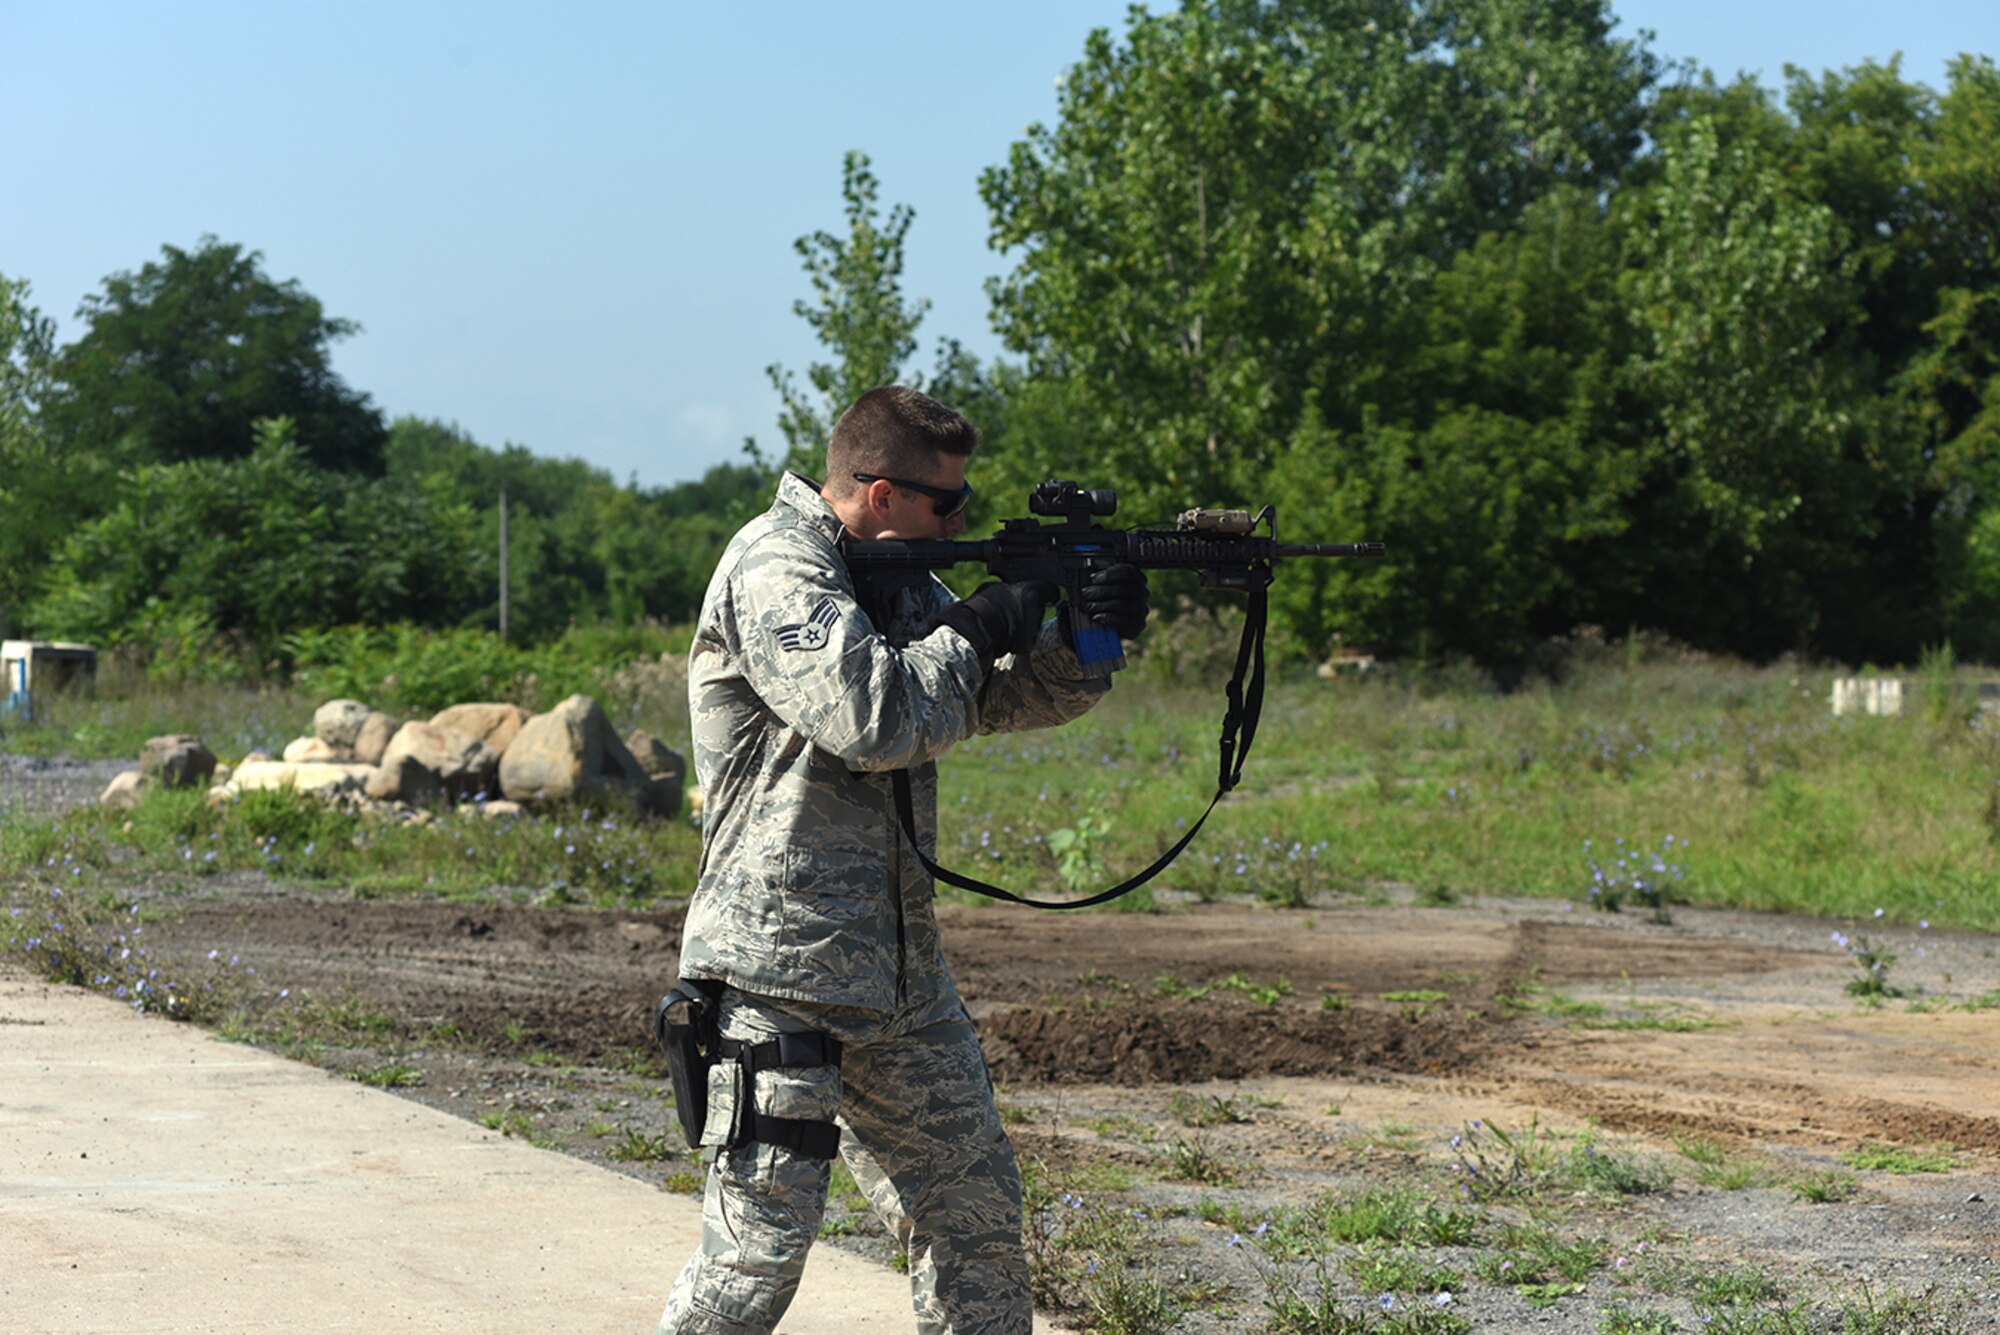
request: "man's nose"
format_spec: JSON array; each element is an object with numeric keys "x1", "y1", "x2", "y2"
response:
[{"x1": 944, "y1": 510, "x2": 967, "y2": 536}]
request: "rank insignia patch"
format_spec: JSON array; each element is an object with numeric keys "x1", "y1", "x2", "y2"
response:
[{"x1": 776, "y1": 597, "x2": 840, "y2": 652}]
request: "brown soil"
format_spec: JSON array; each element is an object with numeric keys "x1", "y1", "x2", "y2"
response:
[
  {"x1": 102, "y1": 888, "x2": 2000, "y2": 1329},
  {"x1": 135, "y1": 893, "x2": 2000, "y2": 1156}
]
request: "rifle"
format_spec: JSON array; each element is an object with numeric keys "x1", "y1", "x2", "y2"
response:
[
  {"x1": 840, "y1": 478, "x2": 1386, "y2": 910},
  {"x1": 841, "y1": 477, "x2": 1384, "y2": 677}
]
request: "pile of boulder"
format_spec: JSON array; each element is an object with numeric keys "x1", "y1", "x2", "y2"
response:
[{"x1": 100, "y1": 694, "x2": 686, "y2": 822}]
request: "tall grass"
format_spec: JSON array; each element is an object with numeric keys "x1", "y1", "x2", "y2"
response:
[{"x1": 6, "y1": 638, "x2": 1999, "y2": 931}]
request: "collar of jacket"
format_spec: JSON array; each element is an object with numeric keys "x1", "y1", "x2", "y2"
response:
[{"x1": 775, "y1": 471, "x2": 846, "y2": 546}]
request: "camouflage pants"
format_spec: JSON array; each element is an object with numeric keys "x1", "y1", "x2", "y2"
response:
[{"x1": 656, "y1": 986, "x2": 1030, "y2": 1335}]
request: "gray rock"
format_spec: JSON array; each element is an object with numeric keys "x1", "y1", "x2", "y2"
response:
[
  {"x1": 100, "y1": 770, "x2": 148, "y2": 810},
  {"x1": 499, "y1": 694, "x2": 653, "y2": 812},
  {"x1": 282, "y1": 736, "x2": 347, "y2": 764},
  {"x1": 313, "y1": 699, "x2": 374, "y2": 751},
  {"x1": 352, "y1": 711, "x2": 403, "y2": 766},
  {"x1": 430, "y1": 703, "x2": 532, "y2": 756},
  {"x1": 139, "y1": 735, "x2": 217, "y2": 790},
  {"x1": 625, "y1": 729, "x2": 686, "y2": 819},
  {"x1": 364, "y1": 751, "x2": 444, "y2": 806},
  {"x1": 374, "y1": 721, "x2": 499, "y2": 801}
]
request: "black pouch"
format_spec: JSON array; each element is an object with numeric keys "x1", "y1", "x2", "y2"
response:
[{"x1": 653, "y1": 979, "x2": 722, "y2": 1149}]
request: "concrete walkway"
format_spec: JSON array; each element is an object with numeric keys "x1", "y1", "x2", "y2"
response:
[{"x1": 0, "y1": 967, "x2": 1051, "y2": 1333}]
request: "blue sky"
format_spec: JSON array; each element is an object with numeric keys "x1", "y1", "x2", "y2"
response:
[{"x1": 4, "y1": 2, "x2": 1993, "y2": 487}]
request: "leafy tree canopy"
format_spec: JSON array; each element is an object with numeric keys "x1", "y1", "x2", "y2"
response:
[{"x1": 45, "y1": 237, "x2": 387, "y2": 474}]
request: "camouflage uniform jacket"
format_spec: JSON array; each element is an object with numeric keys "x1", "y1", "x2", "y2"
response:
[{"x1": 678, "y1": 472, "x2": 1109, "y2": 1014}]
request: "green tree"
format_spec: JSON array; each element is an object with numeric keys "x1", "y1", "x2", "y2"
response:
[
  {"x1": 1619, "y1": 116, "x2": 1878, "y2": 652},
  {"x1": 28, "y1": 422, "x2": 481, "y2": 668},
  {"x1": 1906, "y1": 57, "x2": 2000, "y2": 655},
  {"x1": 46, "y1": 237, "x2": 387, "y2": 474},
  {"x1": 764, "y1": 152, "x2": 931, "y2": 476},
  {"x1": 383, "y1": 416, "x2": 764, "y2": 635},
  {"x1": 978, "y1": 0, "x2": 1659, "y2": 653},
  {"x1": 1273, "y1": 188, "x2": 1646, "y2": 659},
  {"x1": 0, "y1": 274, "x2": 68, "y2": 620}
]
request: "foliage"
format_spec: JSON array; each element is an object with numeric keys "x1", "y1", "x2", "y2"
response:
[
  {"x1": 0, "y1": 273, "x2": 71, "y2": 618},
  {"x1": 381, "y1": 416, "x2": 759, "y2": 640},
  {"x1": 762, "y1": 151, "x2": 932, "y2": 478},
  {"x1": 26, "y1": 424, "x2": 484, "y2": 667},
  {"x1": 287, "y1": 619, "x2": 688, "y2": 718},
  {"x1": 44, "y1": 237, "x2": 386, "y2": 474}
]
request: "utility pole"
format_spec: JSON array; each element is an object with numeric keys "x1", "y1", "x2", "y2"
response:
[{"x1": 498, "y1": 484, "x2": 509, "y2": 643}]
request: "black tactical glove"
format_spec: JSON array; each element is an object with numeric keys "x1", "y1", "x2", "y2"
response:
[
  {"x1": 1078, "y1": 563, "x2": 1151, "y2": 640},
  {"x1": 935, "y1": 580, "x2": 1060, "y2": 666}
]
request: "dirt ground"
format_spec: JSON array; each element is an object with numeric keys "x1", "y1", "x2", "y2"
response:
[{"x1": 104, "y1": 879, "x2": 2000, "y2": 1331}]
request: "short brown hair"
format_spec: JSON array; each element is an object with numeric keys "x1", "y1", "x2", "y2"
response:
[{"x1": 823, "y1": 386, "x2": 978, "y2": 497}]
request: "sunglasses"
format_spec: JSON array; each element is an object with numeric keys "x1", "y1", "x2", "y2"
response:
[{"x1": 852, "y1": 472, "x2": 976, "y2": 518}]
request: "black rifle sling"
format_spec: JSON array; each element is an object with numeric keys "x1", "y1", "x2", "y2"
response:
[{"x1": 892, "y1": 584, "x2": 1271, "y2": 911}]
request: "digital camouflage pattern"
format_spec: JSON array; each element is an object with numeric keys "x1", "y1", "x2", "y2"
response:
[
  {"x1": 657, "y1": 989, "x2": 1029, "y2": 1335},
  {"x1": 677, "y1": 471, "x2": 1108, "y2": 1013},
  {"x1": 660, "y1": 471, "x2": 1105, "y2": 1333}
]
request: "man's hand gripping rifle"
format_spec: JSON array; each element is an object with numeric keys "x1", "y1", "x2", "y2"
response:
[
  {"x1": 841, "y1": 478, "x2": 1385, "y2": 677},
  {"x1": 841, "y1": 479, "x2": 1385, "y2": 912}
]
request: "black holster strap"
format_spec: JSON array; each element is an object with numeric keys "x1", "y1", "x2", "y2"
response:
[
  {"x1": 719, "y1": 1030, "x2": 843, "y2": 1159},
  {"x1": 718, "y1": 1032, "x2": 843, "y2": 1070},
  {"x1": 746, "y1": 1113, "x2": 842, "y2": 1160}
]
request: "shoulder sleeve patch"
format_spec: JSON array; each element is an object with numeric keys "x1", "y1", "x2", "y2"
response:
[{"x1": 775, "y1": 596, "x2": 841, "y2": 652}]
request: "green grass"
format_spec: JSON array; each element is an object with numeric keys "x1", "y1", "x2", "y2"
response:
[
  {"x1": 928, "y1": 657, "x2": 2000, "y2": 931},
  {"x1": 606, "y1": 1128, "x2": 677, "y2": 1163},
  {"x1": 1788, "y1": 1169, "x2": 1861, "y2": 1203},
  {"x1": 349, "y1": 1062, "x2": 420, "y2": 1088},
  {"x1": 1839, "y1": 1144, "x2": 1958, "y2": 1174},
  {"x1": 14, "y1": 657, "x2": 2000, "y2": 930},
  {"x1": 1, "y1": 779, "x2": 701, "y2": 907}
]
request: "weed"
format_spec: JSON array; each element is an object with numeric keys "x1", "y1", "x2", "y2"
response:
[
  {"x1": 661, "y1": 1170, "x2": 705, "y2": 1195},
  {"x1": 1047, "y1": 807, "x2": 1112, "y2": 894},
  {"x1": 1168, "y1": 1092, "x2": 1254, "y2": 1127},
  {"x1": 1020, "y1": 1158, "x2": 1171, "y2": 1318},
  {"x1": 1568, "y1": 1137, "x2": 1673, "y2": 1197},
  {"x1": 1599, "y1": 1304, "x2": 1680, "y2": 1334},
  {"x1": 584, "y1": 1119, "x2": 614, "y2": 1139},
  {"x1": 1695, "y1": 1160, "x2": 1770, "y2": 1190},
  {"x1": 1312, "y1": 1188, "x2": 1479, "y2": 1248},
  {"x1": 1163, "y1": 1135, "x2": 1239, "y2": 1186},
  {"x1": 1477, "y1": 1219, "x2": 1607, "y2": 1287},
  {"x1": 479, "y1": 1107, "x2": 533, "y2": 1137},
  {"x1": 1837, "y1": 1278, "x2": 1973, "y2": 1333},
  {"x1": 1694, "y1": 1265, "x2": 1783, "y2": 1306},
  {"x1": 1262, "y1": 1259, "x2": 1471, "y2": 1334},
  {"x1": 1343, "y1": 1244, "x2": 1460, "y2": 1295},
  {"x1": 1082, "y1": 1263, "x2": 1186, "y2": 1335},
  {"x1": 1582, "y1": 834, "x2": 1687, "y2": 921},
  {"x1": 1788, "y1": 1169, "x2": 1860, "y2": 1203},
  {"x1": 1502, "y1": 987, "x2": 1607, "y2": 1021},
  {"x1": 1380, "y1": 990, "x2": 1448, "y2": 1020},
  {"x1": 1835, "y1": 933, "x2": 1904, "y2": 1000},
  {"x1": 1839, "y1": 1144, "x2": 1957, "y2": 1174},
  {"x1": 1219, "y1": 972, "x2": 1295, "y2": 1005},
  {"x1": 607, "y1": 1128, "x2": 677, "y2": 1163},
  {"x1": 349, "y1": 1062, "x2": 420, "y2": 1088}
]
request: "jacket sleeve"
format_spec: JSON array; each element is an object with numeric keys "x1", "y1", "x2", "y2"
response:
[
  {"x1": 914, "y1": 581, "x2": 1110, "y2": 735},
  {"x1": 731, "y1": 530, "x2": 988, "y2": 771}
]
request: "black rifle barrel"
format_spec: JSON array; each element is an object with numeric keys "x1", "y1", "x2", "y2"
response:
[
  {"x1": 1278, "y1": 542, "x2": 1386, "y2": 558},
  {"x1": 842, "y1": 534, "x2": 1385, "y2": 571}
]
